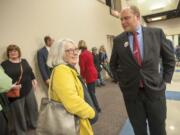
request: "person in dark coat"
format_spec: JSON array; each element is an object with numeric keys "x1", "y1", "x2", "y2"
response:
[
  {"x1": 92, "y1": 47, "x2": 105, "y2": 87},
  {"x1": 110, "y1": 6, "x2": 175, "y2": 135}
]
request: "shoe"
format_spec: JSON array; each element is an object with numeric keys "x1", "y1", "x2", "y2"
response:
[
  {"x1": 100, "y1": 83, "x2": 105, "y2": 86},
  {"x1": 97, "y1": 108, "x2": 101, "y2": 113},
  {"x1": 112, "y1": 80, "x2": 118, "y2": 83}
]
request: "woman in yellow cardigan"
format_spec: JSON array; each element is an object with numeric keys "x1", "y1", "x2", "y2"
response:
[{"x1": 47, "y1": 39, "x2": 95, "y2": 135}]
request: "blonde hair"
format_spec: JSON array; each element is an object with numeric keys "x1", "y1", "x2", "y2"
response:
[
  {"x1": 47, "y1": 38, "x2": 75, "y2": 68},
  {"x1": 99, "y1": 45, "x2": 106, "y2": 53},
  {"x1": 78, "y1": 40, "x2": 87, "y2": 49}
]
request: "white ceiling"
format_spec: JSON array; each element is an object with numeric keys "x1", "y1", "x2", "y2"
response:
[{"x1": 126, "y1": 0, "x2": 179, "y2": 16}]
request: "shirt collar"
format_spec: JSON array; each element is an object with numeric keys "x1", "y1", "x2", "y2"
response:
[
  {"x1": 45, "y1": 46, "x2": 50, "y2": 52},
  {"x1": 128, "y1": 25, "x2": 142, "y2": 35},
  {"x1": 136, "y1": 25, "x2": 142, "y2": 35}
]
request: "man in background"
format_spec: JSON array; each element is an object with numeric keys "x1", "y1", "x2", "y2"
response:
[
  {"x1": 92, "y1": 47, "x2": 105, "y2": 87},
  {"x1": 37, "y1": 36, "x2": 54, "y2": 87}
]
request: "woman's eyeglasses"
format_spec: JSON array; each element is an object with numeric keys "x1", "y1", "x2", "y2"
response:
[{"x1": 65, "y1": 48, "x2": 79, "y2": 54}]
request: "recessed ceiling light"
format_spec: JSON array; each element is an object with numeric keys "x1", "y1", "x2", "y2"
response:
[{"x1": 169, "y1": 125, "x2": 175, "y2": 131}]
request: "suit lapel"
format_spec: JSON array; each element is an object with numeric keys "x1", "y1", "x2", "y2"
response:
[
  {"x1": 142, "y1": 27, "x2": 149, "y2": 65},
  {"x1": 120, "y1": 27, "x2": 150, "y2": 67}
]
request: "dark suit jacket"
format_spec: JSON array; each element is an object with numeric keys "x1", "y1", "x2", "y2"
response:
[
  {"x1": 166, "y1": 39, "x2": 175, "y2": 53},
  {"x1": 37, "y1": 47, "x2": 51, "y2": 81},
  {"x1": 110, "y1": 27, "x2": 175, "y2": 99}
]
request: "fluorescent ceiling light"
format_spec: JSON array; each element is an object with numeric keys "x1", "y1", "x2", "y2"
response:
[
  {"x1": 150, "y1": 2, "x2": 167, "y2": 11},
  {"x1": 147, "y1": 15, "x2": 167, "y2": 22},
  {"x1": 151, "y1": 17, "x2": 163, "y2": 21}
]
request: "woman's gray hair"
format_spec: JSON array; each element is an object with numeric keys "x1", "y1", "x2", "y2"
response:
[{"x1": 47, "y1": 38, "x2": 75, "y2": 68}]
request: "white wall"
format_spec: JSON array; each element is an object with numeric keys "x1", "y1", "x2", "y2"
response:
[
  {"x1": 0, "y1": 0, "x2": 122, "y2": 105},
  {"x1": 148, "y1": 18, "x2": 180, "y2": 47},
  {"x1": 148, "y1": 18, "x2": 180, "y2": 35}
]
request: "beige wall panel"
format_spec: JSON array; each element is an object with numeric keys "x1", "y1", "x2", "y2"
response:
[{"x1": 0, "y1": 0, "x2": 122, "y2": 106}]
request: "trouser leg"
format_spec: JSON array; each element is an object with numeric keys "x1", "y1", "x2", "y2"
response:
[
  {"x1": 87, "y1": 82, "x2": 101, "y2": 112},
  {"x1": 123, "y1": 91, "x2": 148, "y2": 135},
  {"x1": 0, "y1": 112, "x2": 8, "y2": 135},
  {"x1": 9, "y1": 98, "x2": 27, "y2": 135},
  {"x1": 145, "y1": 91, "x2": 167, "y2": 135},
  {"x1": 25, "y1": 90, "x2": 38, "y2": 129}
]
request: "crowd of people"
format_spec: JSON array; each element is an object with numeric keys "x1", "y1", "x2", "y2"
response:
[
  {"x1": 0, "y1": 4, "x2": 177, "y2": 135},
  {"x1": 0, "y1": 36, "x2": 114, "y2": 135}
]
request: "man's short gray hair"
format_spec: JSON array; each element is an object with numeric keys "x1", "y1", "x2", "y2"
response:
[
  {"x1": 47, "y1": 38, "x2": 75, "y2": 68},
  {"x1": 130, "y1": 5, "x2": 140, "y2": 17},
  {"x1": 122, "y1": 5, "x2": 141, "y2": 17}
]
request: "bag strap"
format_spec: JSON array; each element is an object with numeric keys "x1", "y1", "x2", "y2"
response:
[
  {"x1": 16, "y1": 62, "x2": 23, "y2": 84},
  {"x1": 48, "y1": 69, "x2": 55, "y2": 101},
  {"x1": 66, "y1": 64, "x2": 82, "y2": 97}
]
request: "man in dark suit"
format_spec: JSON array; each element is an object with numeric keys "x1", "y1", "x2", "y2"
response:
[
  {"x1": 110, "y1": 6, "x2": 175, "y2": 135},
  {"x1": 37, "y1": 36, "x2": 54, "y2": 87}
]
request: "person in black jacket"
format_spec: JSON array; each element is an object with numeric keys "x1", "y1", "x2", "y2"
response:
[
  {"x1": 1, "y1": 44, "x2": 38, "y2": 135},
  {"x1": 92, "y1": 47, "x2": 105, "y2": 86},
  {"x1": 99, "y1": 45, "x2": 116, "y2": 82}
]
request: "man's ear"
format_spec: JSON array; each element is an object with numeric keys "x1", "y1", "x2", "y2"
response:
[{"x1": 137, "y1": 15, "x2": 141, "y2": 21}]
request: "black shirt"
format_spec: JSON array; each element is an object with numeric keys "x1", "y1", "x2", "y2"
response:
[{"x1": 1, "y1": 59, "x2": 35, "y2": 102}]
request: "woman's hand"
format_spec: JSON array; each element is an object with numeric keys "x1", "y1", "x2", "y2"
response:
[
  {"x1": 11, "y1": 83, "x2": 22, "y2": 90},
  {"x1": 45, "y1": 79, "x2": 50, "y2": 87}
]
